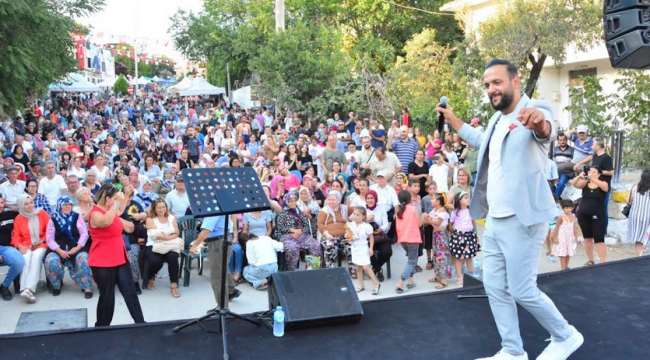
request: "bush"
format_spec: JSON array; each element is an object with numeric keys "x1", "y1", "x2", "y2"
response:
[{"x1": 113, "y1": 74, "x2": 129, "y2": 95}]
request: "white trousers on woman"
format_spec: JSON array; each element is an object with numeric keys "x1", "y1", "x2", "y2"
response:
[{"x1": 20, "y1": 248, "x2": 46, "y2": 292}]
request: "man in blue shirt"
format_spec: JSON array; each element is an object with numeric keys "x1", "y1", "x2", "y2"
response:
[{"x1": 190, "y1": 214, "x2": 241, "y2": 307}]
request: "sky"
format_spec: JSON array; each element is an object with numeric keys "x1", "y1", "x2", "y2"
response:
[{"x1": 78, "y1": 0, "x2": 204, "y2": 63}]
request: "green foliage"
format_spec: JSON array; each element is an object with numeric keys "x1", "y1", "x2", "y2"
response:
[
  {"x1": 0, "y1": 0, "x2": 104, "y2": 116},
  {"x1": 614, "y1": 70, "x2": 650, "y2": 131},
  {"x1": 113, "y1": 74, "x2": 129, "y2": 95},
  {"x1": 169, "y1": 0, "x2": 463, "y2": 117},
  {"x1": 472, "y1": 0, "x2": 601, "y2": 97},
  {"x1": 249, "y1": 23, "x2": 351, "y2": 116},
  {"x1": 564, "y1": 76, "x2": 614, "y2": 141}
]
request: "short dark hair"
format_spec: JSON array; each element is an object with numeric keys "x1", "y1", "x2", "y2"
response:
[
  {"x1": 560, "y1": 199, "x2": 575, "y2": 209},
  {"x1": 557, "y1": 133, "x2": 567, "y2": 141},
  {"x1": 485, "y1": 58, "x2": 518, "y2": 79}
]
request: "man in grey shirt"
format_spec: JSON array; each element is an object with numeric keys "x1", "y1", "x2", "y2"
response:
[{"x1": 320, "y1": 134, "x2": 347, "y2": 174}]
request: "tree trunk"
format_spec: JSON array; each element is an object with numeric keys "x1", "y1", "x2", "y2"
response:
[{"x1": 524, "y1": 53, "x2": 547, "y2": 98}]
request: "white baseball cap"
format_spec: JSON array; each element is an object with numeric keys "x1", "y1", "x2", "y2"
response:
[{"x1": 576, "y1": 125, "x2": 588, "y2": 133}]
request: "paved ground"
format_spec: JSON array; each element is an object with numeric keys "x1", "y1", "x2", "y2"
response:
[{"x1": 0, "y1": 222, "x2": 638, "y2": 335}]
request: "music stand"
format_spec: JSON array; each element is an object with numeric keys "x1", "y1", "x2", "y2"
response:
[{"x1": 172, "y1": 167, "x2": 270, "y2": 360}]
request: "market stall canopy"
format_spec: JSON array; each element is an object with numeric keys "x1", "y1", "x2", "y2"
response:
[
  {"x1": 49, "y1": 73, "x2": 101, "y2": 92},
  {"x1": 178, "y1": 77, "x2": 226, "y2": 96},
  {"x1": 166, "y1": 76, "x2": 194, "y2": 94},
  {"x1": 130, "y1": 77, "x2": 151, "y2": 85},
  {"x1": 97, "y1": 77, "x2": 117, "y2": 88}
]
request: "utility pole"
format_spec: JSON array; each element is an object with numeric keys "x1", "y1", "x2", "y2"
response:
[
  {"x1": 275, "y1": 0, "x2": 285, "y2": 32},
  {"x1": 227, "y1": 62, "x2": 232, "y2": 106}
]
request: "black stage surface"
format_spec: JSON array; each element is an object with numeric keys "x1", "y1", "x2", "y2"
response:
[{"x1": 2, "y1": 257, "x2": 649, "y2": 360}]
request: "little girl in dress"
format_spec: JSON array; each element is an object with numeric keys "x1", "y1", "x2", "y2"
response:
[
  {"x1": 449, "y1": 192, "x2": 481, "y2": 287},
  {"x1": 346, "y1": 207, "x2": 380, "y2": 295},
  {"x1": 551, "y1": 199, "x2": 578, "y2": 270}
]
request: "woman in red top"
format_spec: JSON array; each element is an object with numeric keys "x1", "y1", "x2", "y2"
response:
[
  {"x1": 89, "y1": 183, "x2": 144, "y2": 327},
  {"x1": 12, "y1": 194, "x2": 50, "y2": 303}
]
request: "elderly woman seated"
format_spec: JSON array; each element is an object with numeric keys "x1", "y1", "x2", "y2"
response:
[
  {"x1": 275, "y1": 190, "x2": 322, "y2": 271},
  {"x1": 44, "y1": 196, "x2": 93, "y2": 298},
  {"x1": 317, "y1": 190, "x2": 355, "y2": 278}
]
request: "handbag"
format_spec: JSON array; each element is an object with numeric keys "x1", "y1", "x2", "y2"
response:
[
  {"x1": 370, "y1": 221, "x2": 390, "y2": 244},
  {"x1": 152, "y1": 237, "x2": 184, "y2": 255},
  {"x1": 622, "y1": 185, "x2": 636, "y2": 218}
]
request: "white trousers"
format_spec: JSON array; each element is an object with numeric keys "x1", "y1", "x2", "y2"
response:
[
  {"x1": 483, "y1": 215, "x2": 572, "y2": 355},
  {"x1": 20, "y1": 248, "x2": 46, "y2": 293}
]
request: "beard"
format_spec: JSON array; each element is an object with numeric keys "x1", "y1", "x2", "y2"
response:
[{"x1": 490, "y1": 88, "x2": 515, "y2": 111}]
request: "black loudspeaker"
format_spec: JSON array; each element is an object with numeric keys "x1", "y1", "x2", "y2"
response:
[
  {"x1": 268, "y1": 268, "x2": 363, "y2": 330},
  {"x1": 604, "y1": 0, "x2": 650, "y2": 69}
]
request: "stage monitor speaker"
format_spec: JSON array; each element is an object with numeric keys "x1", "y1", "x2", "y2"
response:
[
  {"x1": 604, "y1": 1, "x2": 650, "y2": 69},
  {"x1": 268, "y1": 268, "x2": 363, "y2": 330}
]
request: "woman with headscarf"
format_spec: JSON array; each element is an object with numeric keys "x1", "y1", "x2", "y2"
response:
[
  {"x1": 44, "y1": 196, "x2": 93, "y2": 298},
  {"x1": 159, "y1": 143, "x2": 177, "y2": 165},
  {"x1": 297, "y1": 186, "x2": 321, "y2": 238},
  {"x1": 11, "y1": 194, "x2": 51, "y2": 303},
  {"x1": 159, "y1": 168, "x2": 175, "y2": 195},
  {"x1": 135, "y1": 179, "x2": 159, "y2": 210},
  {"x1": 317, "y1": 190, "x2": 355, "y2": 278},
  {"x1": 301, "y1": 175, "x2": 325, "y2": 207},
  {"x1": 275, "y1": 190, "x2": 322, "y2": 271},
  {"x1": 366, "y1": 190, "x2": 392, "y2": 282}
]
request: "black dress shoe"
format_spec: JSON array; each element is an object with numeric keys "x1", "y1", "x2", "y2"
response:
[
  {"x1": 0, "y1": 285, "x2": 12, "y2": 301},
  {"x1": 228, "y1": 289, "x2": 242, "y2": 301},
  {"x1": 52, "y1": 289, "x2": 61, "y2": 296}
]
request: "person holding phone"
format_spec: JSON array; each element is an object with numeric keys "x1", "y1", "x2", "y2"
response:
[
  {"x1": 571, "y1": 165, "x2": 609, "y2": 265},
  {"x1": 427, "y1": 151, "x2": 453, "y2": 193}
]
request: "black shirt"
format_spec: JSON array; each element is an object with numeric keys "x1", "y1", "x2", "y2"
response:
[
  {"x1": 591, "y1": 153, "x2": 613, "y2": 187},
  {"x1": 297, "y1": 154, "x2": 313, "y2": 174},
  {"x1": 0, "y1": 210, "x2": 19, "y2": 247},
  {"x1": 577, "y1": 185, "x2": 607, "y2": 217},
  {"x1": 408, "y1": 161, "x2": 430, "y2": 199}
]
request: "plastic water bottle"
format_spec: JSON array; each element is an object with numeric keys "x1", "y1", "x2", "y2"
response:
[
  {"x1": 273, "y1": 306, "x2": 285, "y2": 337},
  {"x1": 547, "y1": 255, "x2": 557, "y2": 263},
  {"x1": 473, "y1": 257, "x2": 481, "y2": 275}
]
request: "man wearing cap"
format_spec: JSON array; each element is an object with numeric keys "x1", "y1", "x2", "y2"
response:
[
  {"x1": 565, "y1": 125, "x2": 594, "y2": 170},
  {"x1": 165, "y1": 175, "x2": 190, "y2": 218},
  {"x1": 0, "y1": 166, "x2": 26, "y2": 211}
]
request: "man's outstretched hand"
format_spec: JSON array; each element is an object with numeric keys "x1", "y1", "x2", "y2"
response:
[{"x1": 517, "y1": 108, "x2": 551, "y2": 137}]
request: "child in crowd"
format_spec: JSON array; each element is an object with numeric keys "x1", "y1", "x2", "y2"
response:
[
  {"x1": 395, "y1": 191, "x2": 422, "y2": 293},
  {"x1": 546, "y1": 195, "x2": 562, "y2": 257},
  {"x1": 346, "y1": 207, "x2": 380, "y2": 295},
  {"x1": 421, "y1": 181, "x2": 437, "y2": 271},
  {"x1": 551, "y1": 200, "x2": 579, "y2": 270},
  {"x1": 449, "y1": 192, "x2": 480, "y2": 287},
  {"x1": 407, "y1": 179, "x2": 424, "y2": 272},
  {"x1": 239, "y1": 233, "x2": 283, "y2": 290},
  {"x1": 426, "y1": 192, "x2": 452, "y2": 289}
]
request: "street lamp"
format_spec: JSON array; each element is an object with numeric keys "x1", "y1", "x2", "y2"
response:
[{"x1": 612, "y1": 116, "x2": 619, "y2": 131}]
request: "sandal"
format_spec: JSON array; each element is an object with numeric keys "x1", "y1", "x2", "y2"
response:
[
  {"x1": 428, "y1": 277, "x2": 439, "y2": 283},
  {"x1": 584, "y1": 260, "x2": 595, "y2": 267},
  {"x1": 457, "y1": 278, "x2": 464, "y2": 288},
  {"x1": 426, "y1": 261, "x2": 433, "y2": 270},
  {"x1": 171, "y1": 286, "x2": 181, "y2": 298},
  {"x1": 147, "y1": 279, "x2": 155, "y2": 290},
  {"x1": 406, "y1": 283, "x2": 417, "y2": 289},
  {"x1": 355, "y1": 287, "x2": 365, "y2": 293},
  {"x1": 435, "y1": 280, "x2": 447, "y2": 289},
  {"x1": 372, "y1": 284, "x2": 381, "y2": 295},
  {"x1": 395, "y1": 287, "x2": 406, "y2": 294}
]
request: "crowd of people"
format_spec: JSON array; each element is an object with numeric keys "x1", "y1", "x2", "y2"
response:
[{"x1": 0, "y1": 85, "x2": 647, "y2": 329}]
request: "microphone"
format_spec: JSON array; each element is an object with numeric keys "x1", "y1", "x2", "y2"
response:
[{"x1": 438, "y1": 96, "x2": 448, "y2": 134}]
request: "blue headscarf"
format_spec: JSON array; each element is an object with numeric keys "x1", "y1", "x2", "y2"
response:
[
  {"x1": 161, "y1": 168, "x2": 174, "y2": 190},
  {"x1": 52, "y1": 196, "x2": 76, "y2": 242},
  {"x1": 136, "y1": 179, "x2": 158, "y2": 209}
]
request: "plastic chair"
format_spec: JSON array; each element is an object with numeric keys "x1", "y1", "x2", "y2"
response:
[{"x1": 177, "y1": 215, "x2": 208, "y2": 287}]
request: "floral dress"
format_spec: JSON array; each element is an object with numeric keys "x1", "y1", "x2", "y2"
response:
[{"x1": 429, "y1": 209, "x2": 453, "y2": 279}]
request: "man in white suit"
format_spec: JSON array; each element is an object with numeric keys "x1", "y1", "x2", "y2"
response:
[{"x1": 436, "y1": 59, "x2": 583, "y2": 360}]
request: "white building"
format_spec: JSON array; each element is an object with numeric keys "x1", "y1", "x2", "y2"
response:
[{"x1": 440, "y1": 0, "x2": 636, "y2": 129}]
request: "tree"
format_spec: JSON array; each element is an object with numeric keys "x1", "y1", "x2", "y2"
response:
[
  {"x1": 113, "y1": 74, "x2": 129, "y2": 96},
  {"x1": 564, "y1": 76, "x2": 614, "y2": 141},
  {"x1": 471, "y1": 0, "x2": 601, "y2": 97},
  {"x1": 0, "y1": 0, "x2": 104, "y2": 116},
  {"x1": 390, "y1": 28, "x2": 481, "y2": 131}
]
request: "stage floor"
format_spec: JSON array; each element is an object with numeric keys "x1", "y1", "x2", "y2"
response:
[{"x1": 2, "y1": 257, "x2": 649, "y2": 360}]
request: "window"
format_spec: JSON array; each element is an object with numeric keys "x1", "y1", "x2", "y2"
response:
[{"x1": 568, "y1": 68, "x2": 597, "y2": 87}]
